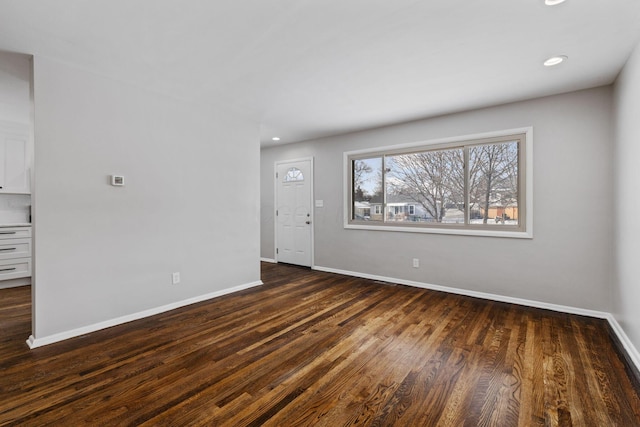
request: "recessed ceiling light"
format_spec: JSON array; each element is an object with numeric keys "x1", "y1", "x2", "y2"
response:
[
  {"x1": 544, "y1": 55, "x2": 568, "y2": 67},
  {"x1": 545, "y1": 0, "x2": 566, "y2": 5},
  {"x1": 272, "y1": 137, "x2": 280, "y2": 141}
]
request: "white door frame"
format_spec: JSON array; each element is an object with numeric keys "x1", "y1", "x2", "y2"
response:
[{"x1": 274, "y1": 157, "x2": 314, "y2": 268}]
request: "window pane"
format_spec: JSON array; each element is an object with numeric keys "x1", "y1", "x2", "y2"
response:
[
  {"x1": 469, "y1": 141, "x2": 519, "y2": 226},
  {"x1": 283, "y1": 167, "x2": 304, "y2": 182},
  {"x1": 385, "y1": 149, "x2": 464, "y2": 223},
  {"x1": 353, "y1": 157, "x2": 383, "y2": 221}
]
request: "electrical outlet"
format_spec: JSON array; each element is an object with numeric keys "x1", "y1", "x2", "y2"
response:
[
  {"x1": 412, "y1": 258, "x2": 419, "y2": 268},
  {"x1": 172, "y1": 272, "x2": 181, "y2": 285}
]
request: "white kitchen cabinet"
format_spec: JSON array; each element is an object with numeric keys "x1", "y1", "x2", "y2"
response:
[
  {"x1": 0, "y1": 122, "x2": 30, "y2": 194},
  {"x1": 0, "y1": 257, "x2": 31, "y2": 280},
  {"x1": 0, "y1": 238, "x2": 31, "y2": 260},
  {"x1": 0, "y1": 226, "x2": 31, "y2": 281}
]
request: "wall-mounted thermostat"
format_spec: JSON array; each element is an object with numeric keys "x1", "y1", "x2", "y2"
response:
[{"x1": 111, "y1": 175, "x2": 125, "y2": 186}]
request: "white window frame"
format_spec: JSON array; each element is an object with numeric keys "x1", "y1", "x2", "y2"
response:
[{"x1": 343, "y1": 127, "x2": 533, "y2": 239}]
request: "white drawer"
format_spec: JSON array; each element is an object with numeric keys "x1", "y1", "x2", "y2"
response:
[
  {"x1": 0, "y1": 257, "x2": 31, "y2": 280},
  {"x1": 0, "y1": 227, "x2": 31, "y2": 240},
  {"x1": 0, "y1": 238, "x2": 31, "y2": 260}
]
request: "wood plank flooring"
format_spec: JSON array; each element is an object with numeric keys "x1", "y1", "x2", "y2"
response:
[{"x1": 1, "y1": 262, "x2": 639, "y2": 426}]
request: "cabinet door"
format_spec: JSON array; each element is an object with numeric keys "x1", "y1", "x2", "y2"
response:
[
  {"x1": 0, "y1": 257, "x2": 31, "y2": 280},
  {"x1": 0, "y1": 227, "x2": 31, "y2": 240},
  {"x1": 0, "y1": 238, "x2": 31, "y2": 260},
  {"x1": 0, "y1": 130, "x2": 29, "y2": 194}
]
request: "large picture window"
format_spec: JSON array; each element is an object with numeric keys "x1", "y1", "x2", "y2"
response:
[{"x1": 346, "y1": 129, "x2": 532, "y2": 238}]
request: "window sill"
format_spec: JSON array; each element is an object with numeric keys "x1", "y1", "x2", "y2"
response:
[{"x1": 344, "y1": 222, "x2": 533, "y2": 239}]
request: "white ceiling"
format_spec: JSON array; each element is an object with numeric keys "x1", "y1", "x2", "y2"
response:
[{"x1": 1, "y1": 0, "x2": 639, "y2": 146}]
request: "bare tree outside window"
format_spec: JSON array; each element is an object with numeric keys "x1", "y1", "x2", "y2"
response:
[
  {"x1": 352, "y1": 158, "x2": 383, "y2": 220},
  {"x1": 469, "y1": 141, "x2": 519, "y2": 225},
  {"x1": 386, "y1": 149, "x2": 464, "y2": 223}
]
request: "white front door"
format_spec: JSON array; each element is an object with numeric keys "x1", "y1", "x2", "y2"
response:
[{"x1": 275, "y1": 158, "x2": 313, "y2": 267}]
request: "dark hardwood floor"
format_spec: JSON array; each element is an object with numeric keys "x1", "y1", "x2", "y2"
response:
[{"x1": 1, "y1": 262, "x2": 639, "y2": 426}]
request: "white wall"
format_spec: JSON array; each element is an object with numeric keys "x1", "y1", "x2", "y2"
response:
[
  {"x1": 32, "y1": 56, "x2": 260, "y2": 341},
  {"x1": 0, "y1": 51, "x2": 31, "y2": 125},
  {"x1": 613, "y1": 41, "x2": 640, "y2": 353},
  {"x1": 262, "y1": 87, "x2": 614, "y2": 312},
  {"x1": 0, "y1": 51, "x2": 32, "y2": 224}
]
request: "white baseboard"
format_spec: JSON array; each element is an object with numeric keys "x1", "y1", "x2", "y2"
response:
[
  {"x1": 604, "y1": 314, "x2": 640, "y2": 374},
  {"x1": 260, "y1": 257, "x2": 276, "y2": 263},
  {"x1": 314, "y1": 265, "x2": 609, "y2": 318},
  {"x1": 0, "y1": 277, "x2": 31, "y2": 289},
  {"x1": 26, "y1": 280, "x2": 263, "y2": 349},
  {"x1": 313, "y1": 265, "x2": 640, "y2": 373}
]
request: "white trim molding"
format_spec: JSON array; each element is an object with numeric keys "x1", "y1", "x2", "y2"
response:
[
  {"x1": 0, "y1": 277, "x2": 31, "y2": 290},
  {"x1": 605, "y1": 314, "x2": 640, "y2": 374},
  {"x1": 260, "y1": 257, "x2": 276, "y2": 263},
  {"x1": 26, "y1": 280, "x2": 263, "y2": 349},
  {"x1": 313, "y1": 265, "x2": 640, "y2": 373}
]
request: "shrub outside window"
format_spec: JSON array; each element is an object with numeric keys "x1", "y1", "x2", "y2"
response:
[{"x1": 345, "y1": 128, "x2": 532, "y2": 238}]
